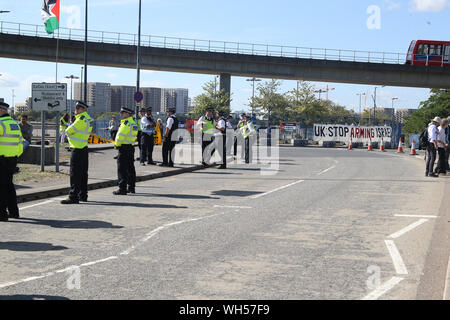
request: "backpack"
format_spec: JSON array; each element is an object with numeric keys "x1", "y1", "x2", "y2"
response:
[{"x1": 418, "y1": 128, "x2": 429, "y2": 150}]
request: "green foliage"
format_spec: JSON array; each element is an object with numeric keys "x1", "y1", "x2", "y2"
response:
[
  {"x1": 252, "y1": 79, "x2": 290, "y2": 126},
  {"x1": 192, "y1": 79, "x2": 231, "y2": 117},
  {"x1": 94, "y1": 112, "x2": 120, "y2": 120},
  {"x1": 403, "y1": 89, "x2": 450, "y2": 133}
]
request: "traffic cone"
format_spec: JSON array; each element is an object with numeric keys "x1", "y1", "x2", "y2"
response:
[
  {"x1": 410, "y1": 139, "x2": 417, "y2": 155},
  {"x1": 379, "y1": 138, "x2": 386, "y2": 152},
  {"x1": 348, "y1": 138, "x2": 353, "y2": 150},
  {"x1": 368, "y1": 138, "x2": 373, "y2": 151},
  {"x1": 397, "y1": 138, "x2": 404, "y2": 153}
]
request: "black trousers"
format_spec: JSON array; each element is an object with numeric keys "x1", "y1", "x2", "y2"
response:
[
  {"x1": 216, "y1": 134, "x2": 227, "y2": 167},
  {"x1": 426, "y1": 144, "x2": 437, "y2": 176},
  {"x1": 117, "y1": 145, "x2": 136, "y2": 191},
  {"x1": 0, "y1": 156, "x2": 18, "y2": 217},
  {"x1": 202, "y1": 134, "x2": 214, "y2": 164},
  {"x1": 69, "y1": 147, "x2": 89, "y2": 201},
  {"x1": 137, "y1": 131, "x2": 142, "y2": 151},
  {"x1": 162, "y1": 139, "x2": 175, "y2": 166},
  {"x1": 140, "y1": 133, "x2": 154, "y2": 163},
  {"x1": 245, "y1": 137, "x2": 252, "y2": 164},
  {"x1": 110, "y1": 130, "x2": 118, "y2": 141},
  {"x1": 436, "y1": 147, "x2": 447, "y2": 174},
  {"x1": 446, "y1": 146, "x2": 450, "y2": 171}
]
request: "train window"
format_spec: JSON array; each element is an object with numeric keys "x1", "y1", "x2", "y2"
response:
[
  {"x1": 429, "y1": 45, "x2": 442, "y2": 55},
  {"x1": 417, "y1": 44, "x2": 424, "y2": 55}
]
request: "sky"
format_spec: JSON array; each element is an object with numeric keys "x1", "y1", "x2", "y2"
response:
[{"x1": 0, "y1": 0, "x2": 449, "y2": 113}]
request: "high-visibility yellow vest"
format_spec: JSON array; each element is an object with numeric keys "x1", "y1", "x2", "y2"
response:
[
  {"x1": 66, "y1": 112, "x2": 93, "y2": 149},
  {"x1": 241, "y1": 121, "x2": 254, "y2": 139},
  {"x1": 0, "y1": 116, "x2": 24, "y2": 157},
  {"x1": 137, "y1": 118, "x2": 142, "y2": 132},
  {"x1": 60, "y1": 117, "x2": 69, "y2": 132},
  {"x1": 202, "y1": 118, "x2": 215, "y2": 135},
  {"x1": 115, "y1": 117, "x2": 138, "y2": 147}
]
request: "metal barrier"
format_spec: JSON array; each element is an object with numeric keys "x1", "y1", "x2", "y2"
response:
[{"x1": 0, "y1": 20, "x2": 409, "y2": 64}]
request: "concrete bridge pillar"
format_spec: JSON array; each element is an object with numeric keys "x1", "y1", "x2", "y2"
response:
[{"x1": 220, "y1": 73, "x2": 231, "y2": 108}]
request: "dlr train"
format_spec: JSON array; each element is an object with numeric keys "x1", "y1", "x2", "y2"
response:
[{"x1": 406, "y1": 40, "x2": 450, "y2": 66}]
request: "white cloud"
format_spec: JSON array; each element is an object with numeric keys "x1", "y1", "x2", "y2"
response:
[
  {"x1": 0, "y1": 73, "x2": 20, "y2": 88},
  {"x1": 385, "y1": 0, "x2": 401, "y2": 10},
  {"x1": 411, "y1": 0, "x2": 449, "y2": 12},
  {"x1": 61, "y1": 5, "x2": 81, "y2": 29}
]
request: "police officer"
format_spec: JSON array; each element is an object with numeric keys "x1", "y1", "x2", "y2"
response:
[
  {"x1": 60, "y1": 113, "x2": 70, "y2": 143},
  {"x1": 197, "y1": 108, "x2": 215, "y2": 166},
  {"x1": 159, "y1": 108, "x2": 178, "y2": 167},
  {"x1": 114, "y1": 107, "x2": 138, "y2": 195},
  {"x1": 61, "y1": 101, "x2": 93, "y2": 204},
  {"x1": 0, "y1": 102, "x2": 24, "y2": 221},
  {"x1": 140, "y1": 107, "x2": 156, "y2": 166},
  {"x1": 215, "y1": 111, "x2": 227, "y2": 169},
  {"x1": 136, "y1": 108, "x2": 145, "y2": 161},
  {"x1": 236, "y1": 113, "x2": 247, "y2": 159},
  {"x1": 241, "y1": 115, "x2": 255, "y2": 164},
  {"x1": 226, "y1": 115, "x2": 234, "y2": 157}
]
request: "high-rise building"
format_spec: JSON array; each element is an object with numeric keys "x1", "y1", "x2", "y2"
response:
[
  {"x1": 74, "y1": 82, "x2": 111, "y2": 115},
  {"x1": 395, "y1": 109, "x2": 418, "y2": 124},
  {"x1": 111, "y1": 86, "x2": 135, "y2": 112},
  {"x1": 142, "y1": 87, "x2": 162, "y2": 113},
  {"x1": 161, "y1": 88, "x2": 189, "y2": 114}
]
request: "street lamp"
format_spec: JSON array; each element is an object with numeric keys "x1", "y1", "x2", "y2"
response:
[
  {"x1": 372, "y1": 86, "x2": 386, "y2": 125},
  {"x1": 65, "y1": 75, "x2": 79, "y2": 117},
  {"x1": 391, "y1": 97, "x2": 398, "y2": 109},
  {"x1": 246, "y1": 77, "x2": 261, "y2": 114},
  {"x1": 357, "y1": 93, "x2": 366, "y2": 124}
]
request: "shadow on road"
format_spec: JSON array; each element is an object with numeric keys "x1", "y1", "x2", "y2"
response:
[
  {"x1": 85, "y1": 200, "x2": 189, "y2": 208},
  {"x1": 0, "y1": 241, "x2": 68, "y2": 252},
  {"x1": 211, "y1": 190, "x2": 263, "y2": 197},
  {"x1": 0, "y1": 295, "x2": 70, "y2": 300},
  {"x1": 9, "y1": 218, "x2": 123, "y2": 229}
]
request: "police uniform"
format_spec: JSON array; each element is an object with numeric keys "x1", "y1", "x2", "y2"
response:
[
  {"x1": 114, "y1": 107, "x2": 138, "y2": 195},
  {"x1": 160, "y1": 108, "x2": 178, "y2": 167},
  {"x1": 136, "y1": 110, "x2": 144, "y2": 161},
  {"x1": 216, "y1": 114, "x2": 227, "y2": 169},
  {"x1": 241, "y1": 117, "x2": 255, "y2": 164},
  {"x1": 140, "y1": 107, "x2": 156, "y2": 165},
  {"x1": 199, "y1": 110, "x2": 215, "y2": 165},
  {"x1": 0, "y1": 102, "x2": 24, "y2": 221},
  {"x1": 60, "y1": 115, "x2": 69, "y2": 143},
  {"x1": 61, "y1": 101, "x2": 93, "y2": 204}
]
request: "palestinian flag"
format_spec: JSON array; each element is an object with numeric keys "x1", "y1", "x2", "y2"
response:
[{"x1": 41, "y1": 0, "x2": 60, "y2": 34}]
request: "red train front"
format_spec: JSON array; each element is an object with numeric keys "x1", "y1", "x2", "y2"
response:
[{"x1": 406, "y1": 40, "x2": 450, "y2": 66}]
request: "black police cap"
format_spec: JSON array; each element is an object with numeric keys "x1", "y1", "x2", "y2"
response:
[
  {"x1": 75, "y1": 101, "x2": 89, "y2": 109},
  {"x1": 168, "y1": 108, "x2": 176, "y2": 113},
  {"x1": 0, "y1": 102, "x2": 10, "y2": 110},
  {"x1": 120, "y1": 107, "x2": 135, "y2": 114}
]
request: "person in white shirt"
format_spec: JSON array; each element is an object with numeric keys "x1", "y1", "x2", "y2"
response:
[
  {"x1": 215, "y1": 111, "x2": 227, "y2": 169},
  {"x1": 435, "y1": 118, "x2": 449, "y2": 175},
  {"x1": 226, "y1": 115, "x2": 234, "y2": 157},
  {"x1": 159, "y1": 108, "x2": 178, "y2": 167},
  {"x1": 426, "y1": 117, "x2": 441, "y2": 177},
  {"x1": 140, "y1": 107, "x2": 156, "y2": 165}
]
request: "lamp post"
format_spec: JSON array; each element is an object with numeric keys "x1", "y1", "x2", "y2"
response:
[
  {"x1": 136, "y1": 0, "x2": 142, "y2": 119},
  {"x1": 357, "y1": 93, "x2": 365, "y2": 125},
  {"x1": 65, "y1": 75, "x2": 79, "y2": 117},
  {"x1": 83, "y1": 0, "x2": 88, "y2": 103},
  {"x1": 246, "y1": 77, "x2": 261, "y2": 114}
]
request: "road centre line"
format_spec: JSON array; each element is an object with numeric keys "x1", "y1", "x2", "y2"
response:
[
  {"x1": 317, "y1": 165, "x2": 336, "y2": 176},
  {"x1": 249, "y1": 180, "x2": 305, "y2": 199},
  {"x1": 388, "y1": 219, "x2": 429, "y2": 239},
  {"x1": 214, "y1": 205, "x2": 252, "y2": 209},
  {"x1": 361, "y1": 276, "x2": 404, "y2": 300},
  {"x1": 385, "y1": 240, "x2": 408, "y2": 275},
  {"x1": 19, "y1": 200, "x2": 54, "y2": 211}
]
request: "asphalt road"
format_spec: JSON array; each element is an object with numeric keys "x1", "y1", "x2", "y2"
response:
[{"x1": 0, "y1": 147, "x2": 448, "y2": 300}]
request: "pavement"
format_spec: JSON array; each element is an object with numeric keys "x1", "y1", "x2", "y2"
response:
[{"x1": 1, "y1": 146, "x2": 449, "y2": 300}]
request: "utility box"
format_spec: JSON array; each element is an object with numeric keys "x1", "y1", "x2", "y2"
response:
[{"x1": 18, "y1": 145, "x2": 55, "y2": 165}]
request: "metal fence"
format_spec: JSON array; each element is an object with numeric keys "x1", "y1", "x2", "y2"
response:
[{"x1": 0, "y1": 20, "x2": 409, "y2": 64}]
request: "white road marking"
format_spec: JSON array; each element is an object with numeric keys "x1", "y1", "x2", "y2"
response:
[
  {"x1": 120, "y1": 212, "x2": 228, "y2": 256},
  {"x1": 80, "y1": 256, "x2": 118, "y2": 267},
  {"x1": 249, "y1": 180, "x2": 305, "y2": 199},
  {"x1": 214, "y1": 205, "x2": 252, "y2": 209},
  {"x1": 361, "y1": 276, "x2": 404, "y2": 300},
  {"x1": 385, "y1": 240, "x2": 408, "y2": 275},
  {"x1": 394, "y1": 214, "x2": 438, "y2": 219},
  {"x1": 388, "y1": 219, "x2": 429, "y2": 239},
  {"x1": 317, "y1": 165, "x2": 336, "y2": 176},
  {"x1": 19, "y1": 200, "x2": 54, "y2": 211},
  {"x1": 443, "y1": 258, "x2": 450, "y2": 300}
]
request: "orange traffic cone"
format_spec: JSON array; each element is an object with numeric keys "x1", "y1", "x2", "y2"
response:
[
  {"x1": 379, "y1": 138, "x2": 386, "y2": 152},
  {"x1": 348, "y1": 138, "x2": 353, "y2": 150},
  {"x1": 368, "y1": 138, "x2": 373, "y2": 151},
  {"x1": 410, "y1": 139, "x2": 417, "y2": 155},
  {"x1": 397, "y1": 138, "x2": 404, "y2": 153}
]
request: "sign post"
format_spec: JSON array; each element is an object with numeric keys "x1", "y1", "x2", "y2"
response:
[{"x1": 32, "y1": 83, "x2": 67, "y2": 172}]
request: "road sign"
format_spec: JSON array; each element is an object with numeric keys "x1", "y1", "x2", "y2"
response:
[
  {"x1": 32, "y1": 83, "x2": 67, "y2": 112},
  {"x1": 134, "y1": 91, "x2": 144, "y2": 103}
]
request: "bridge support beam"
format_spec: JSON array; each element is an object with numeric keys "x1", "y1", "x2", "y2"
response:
[{"x1": 220, "y1": 73, "x2": 231, "y2": 108}]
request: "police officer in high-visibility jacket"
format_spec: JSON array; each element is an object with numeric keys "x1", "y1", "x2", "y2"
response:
[
  {"x1": 61, "y1": 101, "x2": 93, "y2": 204},
  {"x1": 113, "y1": 107, "x2": 138, "y2": 195},
  {"x1": 60, "y1": 113, "x2": 70, "y2": 144},
  {"x1": 0, "y1": 102, "x2": 24, "y2": 221},
  {"x1": 197, "y1": 108, "x2": 215, "y2": 166}
]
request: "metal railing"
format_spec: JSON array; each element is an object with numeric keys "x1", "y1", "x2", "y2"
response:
[{"x1": 0, "y1": 20, "x2": 411, "y2": 64}]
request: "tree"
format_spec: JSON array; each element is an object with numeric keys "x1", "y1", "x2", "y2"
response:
[
  {"x1": 404, "y1": 89, "x2": 450, "y2": 134},
  {"x1": 192, "y1": 79, "x2": 231, "y2": 118},
  {"x1": 253, "y1": 79, "x2": 290, "y2": 126}
]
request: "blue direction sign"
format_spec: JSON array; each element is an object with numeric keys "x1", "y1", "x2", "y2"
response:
[{"x1": 134, "y1": 91, "x2": 144, "y2": 103}]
